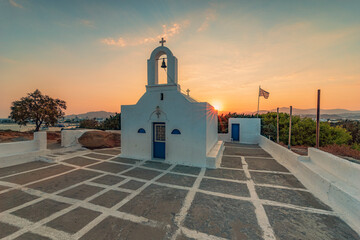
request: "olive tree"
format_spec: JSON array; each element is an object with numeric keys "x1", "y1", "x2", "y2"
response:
[{"x1": 9, "y1": 89, "x2": 66, "y2": 131}]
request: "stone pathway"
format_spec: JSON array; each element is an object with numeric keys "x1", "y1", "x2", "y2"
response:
[{"x1": 0, "y1": 144, "x2": 359, "y2": 240}]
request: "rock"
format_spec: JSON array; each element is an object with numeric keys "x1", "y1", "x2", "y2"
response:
[{"x1": 78, "y1": 131, "x2": 120, "y2": 149}]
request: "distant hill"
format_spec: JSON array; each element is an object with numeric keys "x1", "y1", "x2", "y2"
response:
[
  {"x1": 253, "y1": 108, "x2": 360, "y2": 120},
  {"x1": 65, "y1": 111, "x2": 116, "y2": 119}
]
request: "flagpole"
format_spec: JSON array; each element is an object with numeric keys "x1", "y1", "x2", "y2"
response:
[
  {"x1": 316, "y1": 89, "x2": 321, "y2": 148},
  {"x1": 257, "y1": 85, "x2": 260, "y2": 118}
]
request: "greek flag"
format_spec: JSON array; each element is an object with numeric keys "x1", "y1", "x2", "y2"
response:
[{"x1": 259, "y1": 88, "x2": 269, "y2": 99}]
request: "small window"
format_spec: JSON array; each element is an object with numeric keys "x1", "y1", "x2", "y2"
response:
[
  {"x1": 138, "y1": 128, "x2": 146, "y2": 133},
  {"x1": 171, "y1": 129, "x2": 181, "y2": 134},
  {"x1": 161, "y1": 93, "x2": 164, "y2": 100},
  {"x1": 155, "y1": 124, "x2": 166, "y2": 141}
]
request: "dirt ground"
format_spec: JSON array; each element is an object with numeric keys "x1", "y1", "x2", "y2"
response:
[
  {"x1": 278, "y1": 142, "x2": 360, "y2": 162},
  {"x1": 0, "y1": 130, "x2": 34, "y2": 143},
  {"x1": 0, "y1": 130, "x2": 61, "y2": 144}
]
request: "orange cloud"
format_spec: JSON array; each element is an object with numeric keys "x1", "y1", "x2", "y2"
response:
[
  {"x1": 9, "y1": 0, "x2": 23, "y2": 8},
  {"x1": 101, "y1": 22, "x2": 188, "y2": 47},
  {"x1": 197, "y1": 9, "x2": 216, "y2": 32},
  {"x1": 101, "y1": 37, "x2": 126, "y2": 47}
]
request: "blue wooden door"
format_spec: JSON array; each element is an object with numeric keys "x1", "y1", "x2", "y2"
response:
[
  {"x1": 231, "y1": 124, "x2": 240, "y2": 141},
  {"x1": 153, "y1": 123, "x2": 165, "y2": 159}
]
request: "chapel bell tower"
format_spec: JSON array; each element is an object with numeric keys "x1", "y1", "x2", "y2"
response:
[{"x1": 147, "y1": 38, "x2": 178, "y2": 86}]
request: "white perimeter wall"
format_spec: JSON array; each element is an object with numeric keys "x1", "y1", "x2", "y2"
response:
[
  {"x1": 259, "y1": 136, "x2": 360, "y2": 234},
  {"x1": 0, "y1": 132, "x2": 48, "y2": 167},
  {"x1": 218, "y1": 133, "x2": 229, "y2": 142},
  {"x1": 308, "y1": 148, "x2": 360, "y2": 188},
  {"x1": 61, "y1": 129, "x2": 95, "y2": 148}
]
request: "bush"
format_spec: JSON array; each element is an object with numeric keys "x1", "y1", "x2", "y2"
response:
[
  {"x1": 219, "y1": 112, "x2": 353, "y2": 147},
  {"x1": 332, "y1": 120, "x2": 360, "y2": 144},
  {"x1": 99, "y1": 113, "x2": 121, "y2": 130},
  {"x1": 352, "y1": 143, "x2": 360, "y2": 151},
  {"x1": 78, "y1": 113, "x2": 121, "y2": 130},
  {"x1": 79, "y1": 119, "x2": 99, "y2": 129}
]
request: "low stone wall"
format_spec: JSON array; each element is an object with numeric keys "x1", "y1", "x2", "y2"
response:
[
  {"x1": 258, "y1": 135, "x2": 360, "y2": 234},
  {"x1": 61, "y1": 129, "x2": 94, "y2": 148},
  {"x1": 218, "y1": 133, "x2": 229, "y2": 142},
  {"x1": 308, "y1": 148, "x2": 360, "y2": 189},
  {"x1": 206, "y1": 140, "x2": 225, "y2": 169},
  {"x1": 0, "y1": 132, "x2": 49, "y2": 167}
]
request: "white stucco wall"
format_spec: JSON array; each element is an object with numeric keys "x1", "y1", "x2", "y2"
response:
[
  {"x1": 0, "y1": 131, "x2": 49, "y2": 167},
  {"x1": 147, "y1": 46, "x2": 178, "y2": 85},
  {"x1": 121, "y1": 84, "x2": 219, "y2": 168},
  {"x1": 218, "y1": 133, "x2": 229, "y2": 141},
  {"x1": 259, "y1": 136, "x2": 360, "y2": 235},
  {"x1": 61, "y1": 129, "x2": 94, "y2": 148},
  {"x1": 218, "y1": 118, "x2": 260, "y2": 144},
  {"x1": 206, "y1": 103, "x2": 219, "y2": 154},
  {"x1": 308, "y1": 148, "x2": 360, "y2": 189},
  {"x1": 121, "y1": 45, "x2": 221, "y2": 168},
  {"x1": 0, "y1": 131, "x2": 47, "y2": 156}
]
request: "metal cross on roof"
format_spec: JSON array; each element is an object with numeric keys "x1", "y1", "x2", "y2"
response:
[{"x1": 159, "y1": 37, "x2": 166, "y2": 46}]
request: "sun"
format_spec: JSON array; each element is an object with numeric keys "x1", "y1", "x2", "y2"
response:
[
  {"x1": 211, "y1": 101, "x2": 222, "y2": 111},
  {"x1": 213, "y1": 104, "x2": 220, "y2": 111}
]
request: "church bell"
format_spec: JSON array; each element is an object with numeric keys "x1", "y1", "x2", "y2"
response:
[{"x1": 161, "y1": 58, "x2": 167, "y2": 69}]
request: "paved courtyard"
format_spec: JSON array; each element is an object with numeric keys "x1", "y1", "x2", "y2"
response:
[{"x1": 0, "y1": 143, "x2": 359, "y2": 240}]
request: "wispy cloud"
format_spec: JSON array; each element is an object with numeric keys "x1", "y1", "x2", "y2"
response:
[
  {"x1": 101, "y1": 37, "x2": 126, "y2": 47},
  {"x1": 9, "y1": 0, "x2": 23, "y2": 8},
  {"x1": 79, "y1": 19, "x2": 95, "y2": 28},
  {"x1": 101, "y1": 21, "x2": 189, "y2": 47},
  {"x1": 0, "y1": 56, "x2": 17, "y2": 64},
  {"x1": 197, "y1": 9, "x2": 216, "y2": 32}
]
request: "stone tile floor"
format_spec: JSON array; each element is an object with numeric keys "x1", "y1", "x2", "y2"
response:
[{"x1": 0, "y1": 144, "x2": 359, "y2": 240}]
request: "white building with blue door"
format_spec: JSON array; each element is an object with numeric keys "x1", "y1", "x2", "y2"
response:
[
  {"x1": 218, "y1": 118, "x2": 261, "y2": 144},
  {"x1": 120, "y1": 41, "x2": 224, "y2": 168}
]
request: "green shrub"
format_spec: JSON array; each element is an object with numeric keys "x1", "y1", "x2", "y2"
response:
[
  {"x1": 99, "y1": 113, "x2": 121, "y2": 130},
  {"x1": 79, "y1": 119, "x2": 99, "y2": 129},
  {"x1": 218, "y1": 112, "x2": 353, "y2": 147},
  {"x1": 352, "y1": 143, "x2": 360, "y2": 151}
]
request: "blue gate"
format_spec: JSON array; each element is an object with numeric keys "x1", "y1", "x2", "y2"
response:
[
  {"x1": 231, "y1": 123, "x2": 240, "y2": 141},
  {"x1": 153, "y1": 123, "x2": 165, "y2": 159}
]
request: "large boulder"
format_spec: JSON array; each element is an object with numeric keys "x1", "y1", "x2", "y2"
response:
[{"x1": 78, "y1": 131, "x2": 120, "y2": 149}]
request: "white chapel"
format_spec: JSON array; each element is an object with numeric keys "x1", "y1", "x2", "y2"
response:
[{"x1": 120, "y1": 39, "x2": 224, "y2": 168}]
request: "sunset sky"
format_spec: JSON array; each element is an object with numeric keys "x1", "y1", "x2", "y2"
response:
[{"x1": 1, "y1": 0, "x2": 359, "y2": 117}]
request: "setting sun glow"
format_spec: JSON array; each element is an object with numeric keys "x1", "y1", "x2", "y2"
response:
[{"x1": 212, "y1": 102, "x2": 222, "y2": 111}]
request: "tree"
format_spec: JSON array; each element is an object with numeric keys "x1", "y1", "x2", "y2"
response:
[
  {"x1": 9, "y1": 89, "x2": 66, "y2": 131},
  {"x1": 79, "y1": 119, "x2": 99, "y2": 129},
  {"x1": 79, "y1": 114, "x2": 121, "y2": 130},
  {"x1": 100, "y1": 113, "x2": 121, "y2": 130},
  {"x1": 219, "y1": 112, "x2": 353, "y2": 147},
  {"x1": 333, "y1": 120, "x2": 360, "y2": 144}
]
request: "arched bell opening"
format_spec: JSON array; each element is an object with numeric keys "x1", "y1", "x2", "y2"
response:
[
  {"x1": 147, "y1": 45, "x2": 178, "y2": 86},
  {"x1": 157, "y1": 53, "x2": 168, "y2": 85}
]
